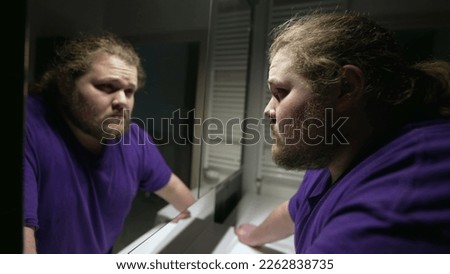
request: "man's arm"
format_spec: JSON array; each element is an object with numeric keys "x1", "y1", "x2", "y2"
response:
[
  {"x1": 234, "y1": 200, "x2": 294, "y2": 247},
  {"x1": 23, "y1": 226, "x2": 37, "y2": 254},
  {"x1": 154, "y1": 173, "x2": 196, "y2": 222}
]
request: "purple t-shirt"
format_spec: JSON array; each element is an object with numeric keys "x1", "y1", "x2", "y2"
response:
[
  {"x1": 289, "y1": 120, "x2": 450, "y2": 253},
  {"x1": 23, "y1": 95, "x2": 172, "y2": 253}
]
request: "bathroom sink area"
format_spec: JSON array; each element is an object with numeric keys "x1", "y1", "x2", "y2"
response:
[{"x1": 119, "y1": 191, "x2": 295, "y2": 254}]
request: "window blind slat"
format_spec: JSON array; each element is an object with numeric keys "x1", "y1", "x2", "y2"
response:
[{"x1": 204, "y1": 6, "x2": 251, "y2": 173}]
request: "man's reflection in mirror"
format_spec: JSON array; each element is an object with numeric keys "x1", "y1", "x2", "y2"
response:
[{"x1": 23, "y1": 33, "x2": 196, "y2": 254}]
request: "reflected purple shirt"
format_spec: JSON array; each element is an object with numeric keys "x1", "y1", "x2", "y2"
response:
[
  {"x1": 289, "y1": 120, "x2": 450, "y2": 253},
  {"x1": 23, "y1": 95, "x2": 172, "y2": 253}
]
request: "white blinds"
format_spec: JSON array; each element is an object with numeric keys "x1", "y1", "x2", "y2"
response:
[{"x1": 203, "y1": 8, "x2": 251, "y2": 176}]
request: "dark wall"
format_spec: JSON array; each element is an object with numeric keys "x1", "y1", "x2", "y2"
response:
[
  {"x1": 132, "y1": 41, "x2": 200, "y2": 186},
  {"x1": 2, "y1": 0, "x2": 27, "y2": 254}
]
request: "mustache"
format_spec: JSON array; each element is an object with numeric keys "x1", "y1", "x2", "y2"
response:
[
  {"x1": 270, "y1": 124, "x2": 281, "y2": 139},
  {"x1": 106, "y1": 110, "x2": 131, "y2": 119}
]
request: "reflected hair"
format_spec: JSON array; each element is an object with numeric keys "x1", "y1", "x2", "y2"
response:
[{"x1": 32, "y1": 32, "x2": 146, "y2": 95}]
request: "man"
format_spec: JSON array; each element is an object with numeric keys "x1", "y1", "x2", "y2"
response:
[
  {"x1": 23, "y1": 33, "x2": 196, "y2": 253},
  {"x1": 235, "y1": 12, "x2": 450, "y2": 253}
]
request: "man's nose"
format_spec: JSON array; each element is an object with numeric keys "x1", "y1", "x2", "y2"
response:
[
  {"x1": 264, "y1": 97, "x2": 276, "y2": 119},
  {"x1": 112, "y1": 90, "x2": 127, "y2": 108}
]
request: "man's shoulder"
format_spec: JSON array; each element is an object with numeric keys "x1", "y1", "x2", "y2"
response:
[
  {"x1": 391, "y1": 119, "x2": 450, "y2": 152},
  {"x1": 344, "y1": 119, "x2": 450, "y2": 187},
  {"x1": 25, "y1": 94, "x2": 46, "y2": 116},
  {"x1": 402, "y1": 119, "x2": 450, "y2": 138},
  {"x1": 24, "y1": 94, "x2": 55, "y2": 134}
]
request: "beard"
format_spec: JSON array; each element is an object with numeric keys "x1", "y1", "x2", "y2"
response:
[
  {"x1": 271, "y1": 98, "x2": 342, "y2": 170},
  {"x1": 60, "y1": 89, "x2": 131, "y2": 142}
]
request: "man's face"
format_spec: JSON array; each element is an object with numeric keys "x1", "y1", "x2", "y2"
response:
[
  {"x1": 265, "y1": 49, "x2": 339, "y2": 170},
  {"x1": 62, "y1": 52, "x2": 138, "y2": 141}
]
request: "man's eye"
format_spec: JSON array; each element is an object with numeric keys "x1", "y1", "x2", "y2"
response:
[
  {"x1": 125, "y1": 88, "x2": 136, "y2": 96},
  {"x1": 275, "y1": 88, "x2": 288, "y2": 100},
  {"x1": 96, "y1": 84, "x2": 116, "y2": 92}
]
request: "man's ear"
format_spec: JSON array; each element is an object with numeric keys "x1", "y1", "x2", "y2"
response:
[{"x1": 336, "y1": 64, "x2": 365, "y2": 111}]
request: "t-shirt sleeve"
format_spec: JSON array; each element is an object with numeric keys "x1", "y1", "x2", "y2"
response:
[
  {"x1": 288, "y1": 169, "x2": 331, "y2": 225},
  {"x1": 288, "y1": 191, "x2": 299, "y2": 222},
  {"x1": 137, "y1": 129, "x2": 173, "y2": 192},
  {"x1": 303, "y1": 208, "x2": 391, "y2": 253},
  {"x1": 288, "y1": 170, "x2": 314, "y2": 221}
]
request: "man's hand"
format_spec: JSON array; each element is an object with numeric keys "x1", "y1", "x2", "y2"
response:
[
  {"x1": 171, "y1": 209, "x2": 192, "y2": 223},
  {"x1": 234, "y1": 223, "x2": 261, "y2": 247},
  {"x1": 23, "y1": 226, "x2": 37, "y2": 253}
]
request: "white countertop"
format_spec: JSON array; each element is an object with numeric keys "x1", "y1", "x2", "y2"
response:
[
  {"x1": 118, "y1": 191, "x2": 294, "y2": 254},
  {"x1": 212, "y1": 192, "x2": 295, "y2": 254}
]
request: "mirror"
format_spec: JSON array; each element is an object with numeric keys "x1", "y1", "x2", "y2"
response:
[
  {"x1": 26, "y1": 0, "x2": 251, "y2": 254},
  {"x1": 120, "y1": 0, "x2": 255, "y2": 253},
  {"x1": 119, "y1": 0, "x2": 253, "y2": 253},
  {"x1": 25, "y1": 0, "x2": 213, "y2": 253}
]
